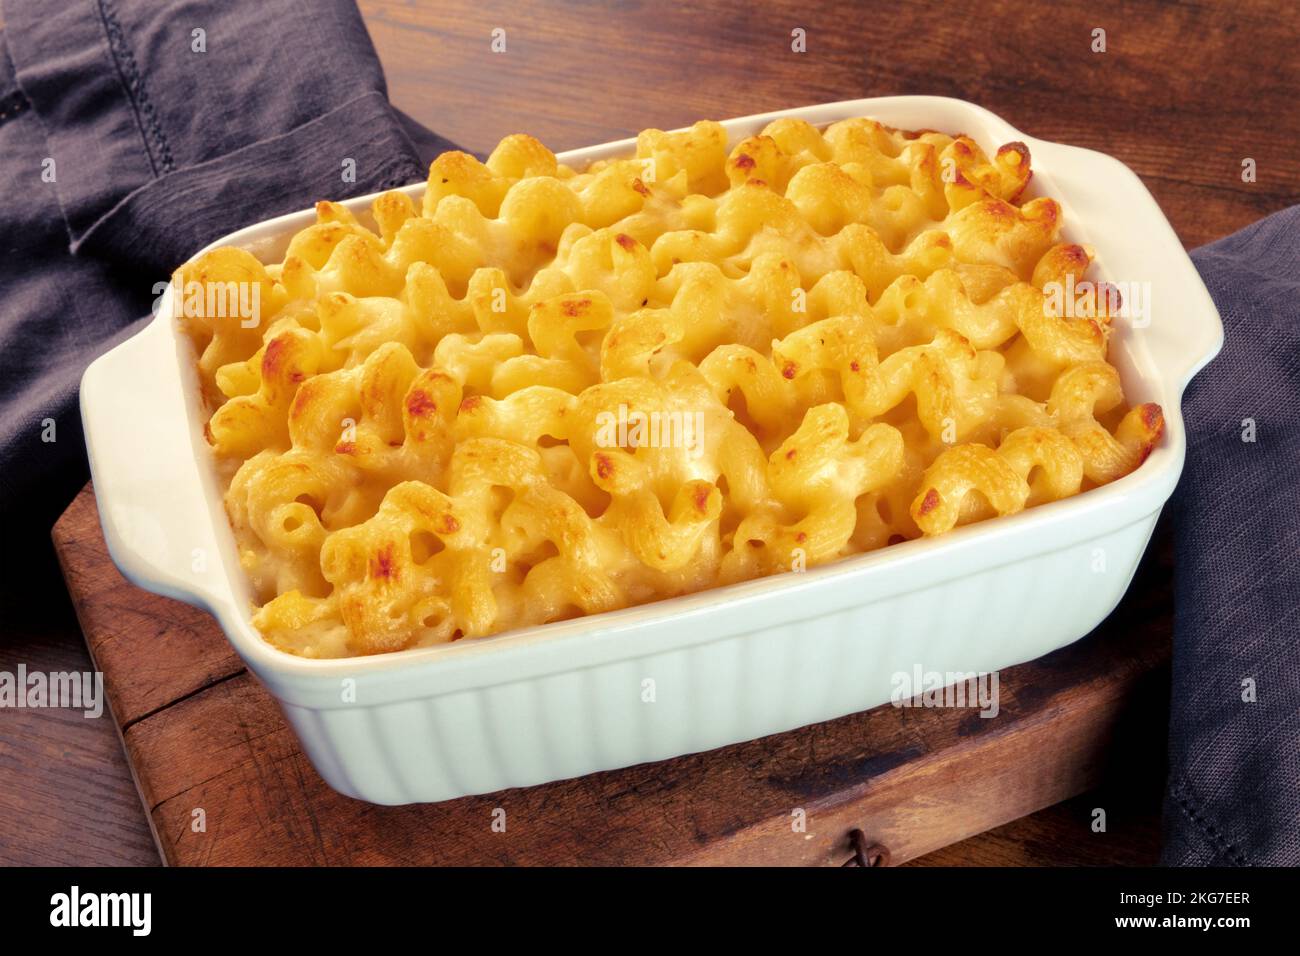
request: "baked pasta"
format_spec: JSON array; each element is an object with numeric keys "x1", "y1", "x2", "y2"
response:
[{"x1": 177, "y1": 117, "x2": 1162, "y2": 658}]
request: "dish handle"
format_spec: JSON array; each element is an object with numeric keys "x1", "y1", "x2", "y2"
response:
[{"x1": 80, "y1": 314, "x2": 229, "y2": 611}]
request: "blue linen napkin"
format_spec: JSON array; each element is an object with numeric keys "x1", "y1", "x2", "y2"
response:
[{"x1": 1164, "y1": 207, "x2": 1300, "y2": 865}]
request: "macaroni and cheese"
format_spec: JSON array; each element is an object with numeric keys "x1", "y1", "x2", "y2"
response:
[{"x1": 177, "y1": 117, "x2": 1163, "y2": 658}]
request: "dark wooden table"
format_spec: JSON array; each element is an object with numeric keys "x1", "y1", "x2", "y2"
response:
[{"x1": 2, "y1": 0, "x2": 1296, "y2": 867}]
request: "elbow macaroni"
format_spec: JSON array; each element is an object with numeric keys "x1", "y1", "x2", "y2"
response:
[{"x1": 177, "y1": 117, "x2": 1162, "y2": 658}]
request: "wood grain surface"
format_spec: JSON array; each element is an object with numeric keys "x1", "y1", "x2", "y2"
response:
[
  {"x1": 6, "y1": 0, "x2": 1291, "y2": 866},
  {"x1": 363, "y1": 0, "x2": 1300, "y2": 249},
  {"x1": 49, "y1": 484, "x2": 1170, "y2": 866}
]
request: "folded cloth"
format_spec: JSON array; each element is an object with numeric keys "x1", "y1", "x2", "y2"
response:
[
  {"x1": 0, "y1": 0, "x2": 459, "y2": 620},
  {"x1": 1163, "y1": 205, "x2": 1300, "y2": 865}
]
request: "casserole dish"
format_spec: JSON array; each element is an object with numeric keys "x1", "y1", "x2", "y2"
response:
[{"x1": 81, "y1": 96, "x2": 1223, "y2": 805}]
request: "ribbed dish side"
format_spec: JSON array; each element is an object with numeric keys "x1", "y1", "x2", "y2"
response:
[{"x1": 281, "y1": 515, "x2": 1159, "y2": 805}]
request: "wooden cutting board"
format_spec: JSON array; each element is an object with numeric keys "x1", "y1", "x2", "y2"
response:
[{"x1": 52, "y1": 482, "x2": 1171, "y2": 866}]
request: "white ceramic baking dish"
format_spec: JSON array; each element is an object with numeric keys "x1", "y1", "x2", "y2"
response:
[{"x1": 80, "y1": 96, "x2": 1222, "y2": 805}]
